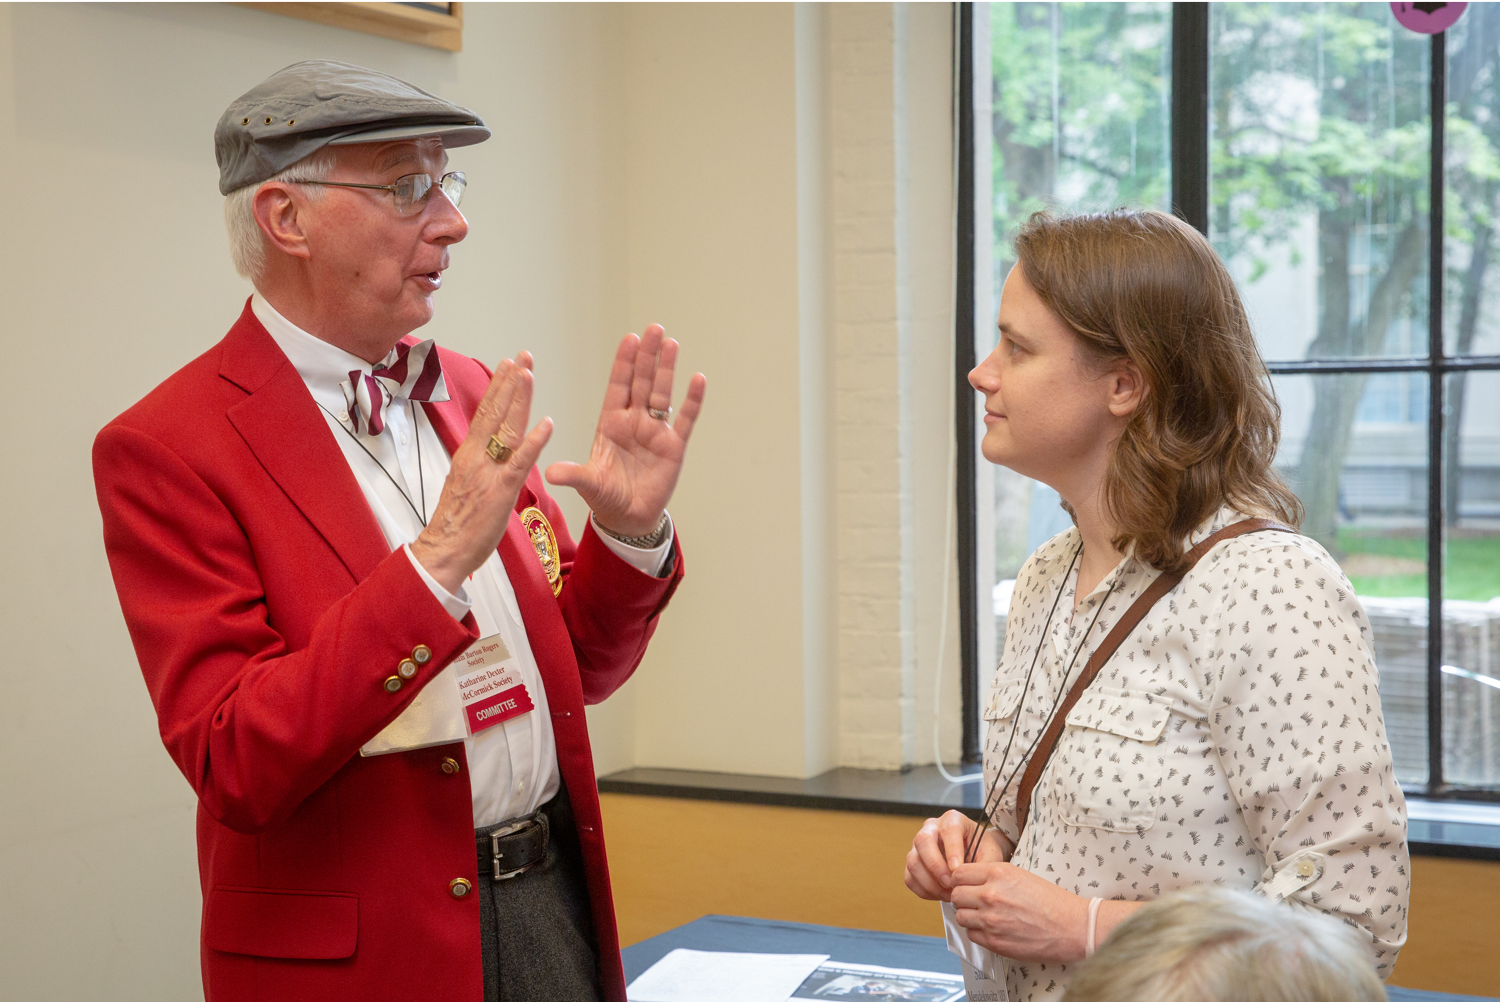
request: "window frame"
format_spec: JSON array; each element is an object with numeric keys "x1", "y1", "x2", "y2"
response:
[{"x1": 957, "y1": 3, "x2": 1500, "y2": 802}]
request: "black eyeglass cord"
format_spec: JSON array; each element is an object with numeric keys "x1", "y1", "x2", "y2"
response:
[{"x1": 318, "y1": 400, "x2": 428, "y2": 529}]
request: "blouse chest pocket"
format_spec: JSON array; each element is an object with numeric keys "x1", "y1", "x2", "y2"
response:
[
  {"x1": 1048, "y1": 686, "x2": 1170, "y2": 833},
  {"x1": 980, "y1": 671, "x2": 1034, "y2": 772},
  {"x1": 983, "y1": 673, "x2": 1025, "y2": 722},
  {"x1": 981, "y1": 672, "x2": 1026, "y2": 741}
]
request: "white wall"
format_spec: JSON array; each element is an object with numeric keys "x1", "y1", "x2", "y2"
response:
[
  {"x1": 0, "y1": 3, "x2": 957, "y2": 998},
  {"x1": 0, "y1": 3, "x2": 627, "y2": 998},
  {"x1": 606, "y1": 2, "x2": 814, "y2": 777},
  {"x1": 585, "y1": 2, "x2": 959, "y2": 779}
]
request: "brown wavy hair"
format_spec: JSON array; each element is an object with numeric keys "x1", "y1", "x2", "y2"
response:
[{"x1": 1013, "y1": 209, "x2": 1302, "y2": 572}]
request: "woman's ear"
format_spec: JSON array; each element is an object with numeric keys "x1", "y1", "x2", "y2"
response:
[
  {"x1": 1106, "y1": 359, "x2": 1148, "y2": 418},
  {"x1": 252, "y1": 183, "x2": 313, "y2": 262}
]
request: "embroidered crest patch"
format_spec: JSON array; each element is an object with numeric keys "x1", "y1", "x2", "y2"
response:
[{"x1": 519, "y1": 506, "x2": 562, "y2": 596}]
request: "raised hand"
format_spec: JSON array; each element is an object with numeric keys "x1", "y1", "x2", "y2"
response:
[
  {"x1": 545, "y1": 324, "x2": 706, "y2": 536},
  {"x1": 411, "y1": 355, "x2": 553, "y2": 594}
]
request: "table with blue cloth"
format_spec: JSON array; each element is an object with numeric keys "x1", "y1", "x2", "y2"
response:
[{"x1": 621, "y1": 915, "x2": 1492, "y2": 1001}]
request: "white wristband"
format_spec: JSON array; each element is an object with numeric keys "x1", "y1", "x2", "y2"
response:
[{"x1": 1086, "y1": 896, "x2": 1104, "y2": 958}]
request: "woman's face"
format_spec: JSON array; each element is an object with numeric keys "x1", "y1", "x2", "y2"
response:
[{"x1": 969, "y1": 265, "x2": 1141, "y2": 493}]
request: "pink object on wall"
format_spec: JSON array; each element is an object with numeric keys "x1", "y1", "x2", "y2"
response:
[{"x1": 1391, "y1": 2, "x2": 1468, "y2": 35}]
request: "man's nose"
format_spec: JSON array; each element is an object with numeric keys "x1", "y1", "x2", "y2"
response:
[{"x1": 427, "y1": 189, "x2": 468, "y2": 243}]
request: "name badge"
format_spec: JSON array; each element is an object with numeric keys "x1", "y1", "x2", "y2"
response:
[{"x1": 455, "y1": 633, "x2": 535, "y2": 735}]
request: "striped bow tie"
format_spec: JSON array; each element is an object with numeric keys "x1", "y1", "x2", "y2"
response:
[{"x1": 340, "y1": 339, "x2": 450, "y2": 436}]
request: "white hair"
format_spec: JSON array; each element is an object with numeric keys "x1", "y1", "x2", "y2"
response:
[
  {"x1": 223, "y1": 149, "x2": 339, "y2": 283},
  {"x1": 1063, "y1": 886, "x2": 1387, "y2": 1002}
]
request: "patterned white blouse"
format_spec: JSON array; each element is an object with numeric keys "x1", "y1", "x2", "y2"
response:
[{"x1": 983, "y1": 506, "x2": 1409, "y2": 1001}]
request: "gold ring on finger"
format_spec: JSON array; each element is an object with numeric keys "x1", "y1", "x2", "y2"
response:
[
  {"x1": 647, "y1": 406, "x2": 672, "y2": 421},
  {"x1": 486, "y1": 435, "x2": 515, "y2": 463}
]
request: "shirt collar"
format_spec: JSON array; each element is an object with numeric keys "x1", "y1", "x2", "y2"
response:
[
  {"x1": 1034, "y1": 504, "x2": 1246, "y2": 564},
  {"x1": 252, "y1": 292, "x2": 374, "y2": 404},
  {"x1": 1186, "y1": 504, "x2": 1246, "y2": 549},
  {"x1": 1031, "y1": 524, "x2": 1082, "y2": 565}
]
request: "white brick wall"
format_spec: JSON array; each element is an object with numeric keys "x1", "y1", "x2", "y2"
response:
[{"x1": 829, "y1": 3, "x2": 918, "y2": 768}]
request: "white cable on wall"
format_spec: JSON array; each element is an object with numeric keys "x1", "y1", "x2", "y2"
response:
[{"x1": 934, "y1": 3, "x2": 982, "y2": 786}]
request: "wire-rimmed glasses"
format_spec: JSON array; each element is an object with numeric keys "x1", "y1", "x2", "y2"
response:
[{"x1": 299, "y1": 171, "x2": 466, "y2": 215}]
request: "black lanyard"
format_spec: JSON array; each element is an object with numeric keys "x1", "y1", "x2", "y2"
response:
[{"x1": 965, "y1": 543, "x2": 1119, "y2": 863}]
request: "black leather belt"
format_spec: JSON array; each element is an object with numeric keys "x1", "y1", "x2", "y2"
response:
[{"x1": 475, "y1": 810, "x2": 550, "y2": 881}]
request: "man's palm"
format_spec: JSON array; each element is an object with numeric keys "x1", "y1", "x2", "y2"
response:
[{"x1": 545, "y1": 325, "x2": 705, "y2": 536}]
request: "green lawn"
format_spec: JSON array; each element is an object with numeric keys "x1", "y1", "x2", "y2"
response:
[{"x1": 1339, "y1": 527, "x2": 1500, "y2": 601}]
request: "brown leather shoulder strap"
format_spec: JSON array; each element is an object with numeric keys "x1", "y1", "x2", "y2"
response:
[{"x1": 1011, "y1": 518, "x2": 1293, "y2": 839}]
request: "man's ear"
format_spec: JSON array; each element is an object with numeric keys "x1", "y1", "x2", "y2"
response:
[
  {"x1": 1106, "y1": 359, "x2": 1148, "y2": 418},
  {"x1": 252, "y1": 183, "x2": 312, "y2": 262}
]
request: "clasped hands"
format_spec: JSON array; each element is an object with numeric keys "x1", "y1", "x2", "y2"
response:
[
  {"x1": 411, "y1": 325, "x2": 706, "y2": 595},
  {"x1": 905, "y1": 809, "x2": 1093, "y2": 964}
]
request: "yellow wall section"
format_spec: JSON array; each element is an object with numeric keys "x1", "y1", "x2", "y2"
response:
[
  {"x1": 600, "y1": 794, "x2": 943, "y2": 945},
  {"x1": 1389, "y1": 856, "x2": 1500, "y2": 997},
  {"x1": 600, "y1": 794, "x2": 1500, "y2": 998}
]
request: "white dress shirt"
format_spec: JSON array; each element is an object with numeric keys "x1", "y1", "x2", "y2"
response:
[
  {"x1": 252, "y1": 293, "x2": 672, "y2": 827},
  {"x1": 982, "y1": 506, "x2": 1408, "y2": 998}
]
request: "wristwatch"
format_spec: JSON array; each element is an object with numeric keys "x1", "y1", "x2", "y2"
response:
[{"x1": 594, "y1": 511, "x2": 670, "y2": 549}]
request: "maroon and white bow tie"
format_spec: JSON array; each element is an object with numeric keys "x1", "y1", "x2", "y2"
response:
[{"x1": 340, "y1": 339, "x2": 450, "y2": 436}]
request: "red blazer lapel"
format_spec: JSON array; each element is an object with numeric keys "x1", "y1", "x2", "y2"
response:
[
  {"x1": 422, "y1": 393, "x2": 471, "y2": 459},
  {"x1": 496, "y1": 505, "x2": 586, "y2": 709},
  {"x1": 220, "y1": 301, "x2": 391, "y2": 585}
]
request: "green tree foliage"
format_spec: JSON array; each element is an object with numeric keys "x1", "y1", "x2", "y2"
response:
[
  {"x1": 991, "y1": 2, "x2": 1170, "y2": 280},
  {"x1": 991, "y1": 3, "x2": 1500, "y2": 557}
]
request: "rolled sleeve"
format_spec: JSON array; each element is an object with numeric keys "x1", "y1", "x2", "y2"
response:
[{"x1": 1210, "y1": 539, "x2": 1410, "y2": 979}]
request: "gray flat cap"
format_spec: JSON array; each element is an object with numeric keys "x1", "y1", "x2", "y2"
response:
[{"x1": 215, "y1": 59, "x2": 490, "y2": 195}]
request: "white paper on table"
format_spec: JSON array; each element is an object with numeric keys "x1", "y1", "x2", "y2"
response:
[
  {"x1": 625, "y1": 948, "x2": 830, "y2": 1002},
  {"x1": 941, "y1": 901, "x2": 1008, "y2": 1001}
]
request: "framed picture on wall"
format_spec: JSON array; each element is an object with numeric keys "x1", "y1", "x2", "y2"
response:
[{"x1": 236, "y1": 2, "x2": 464, "y2": 52}]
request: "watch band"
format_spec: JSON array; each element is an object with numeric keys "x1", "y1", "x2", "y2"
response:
[{"x1": 594, "y1": 511, "x2": 670, "y2": 549}]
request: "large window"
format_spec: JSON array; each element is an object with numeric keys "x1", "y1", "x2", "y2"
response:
[{"x1": 961, "y1": 2, "x2": 1500, "y2": 801}]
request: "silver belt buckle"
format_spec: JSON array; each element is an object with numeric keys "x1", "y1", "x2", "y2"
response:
[{"x1": 490, "y1": 817, "x2": 541, "y2": 881}]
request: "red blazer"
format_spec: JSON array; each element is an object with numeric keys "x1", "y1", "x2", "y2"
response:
[{"x1": 93, "y1": 301, "x2": 680, "y2": 1002}]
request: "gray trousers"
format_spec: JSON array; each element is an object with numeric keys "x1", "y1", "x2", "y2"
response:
[{"x1": 476, "y1": 783, "x2": 604, "y2": 1002}]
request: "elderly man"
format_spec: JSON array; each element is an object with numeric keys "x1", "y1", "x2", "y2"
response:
[
  {"x1": 93, "y1": 60, "x2": 703, "y2": 1002},
  {"x1": 1062, "y1": 886, "x2": 1388, "y2": 1002}
]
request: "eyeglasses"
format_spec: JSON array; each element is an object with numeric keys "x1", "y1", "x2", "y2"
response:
[{"x1": 299, "y1": 171, "x2": 467, "y2": 215}]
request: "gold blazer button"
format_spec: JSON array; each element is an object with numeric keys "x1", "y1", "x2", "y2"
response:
[
  {"x1": 449, "y1": 877, "x2": 472, "y2": 898},
  {"x1": 383, "y1": 676, "x2": 403, "y2": 693}
]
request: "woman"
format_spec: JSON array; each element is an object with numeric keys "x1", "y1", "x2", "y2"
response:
[{"x1": 904, "y1": 210, "x2": 1408, "y2": 1001}]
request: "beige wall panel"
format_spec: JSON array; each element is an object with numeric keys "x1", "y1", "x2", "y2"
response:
[
  {"x1": 617, "y1": 3, "x2": 812, "y2": 777},
  {"x1": 1387, "y1": 855, "x2": 1500, "y2": 997}
]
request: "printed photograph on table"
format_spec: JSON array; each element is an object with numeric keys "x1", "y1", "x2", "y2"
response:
[{"x1": 791, "y1": 961, "x2": 965, "y2": 1001}]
